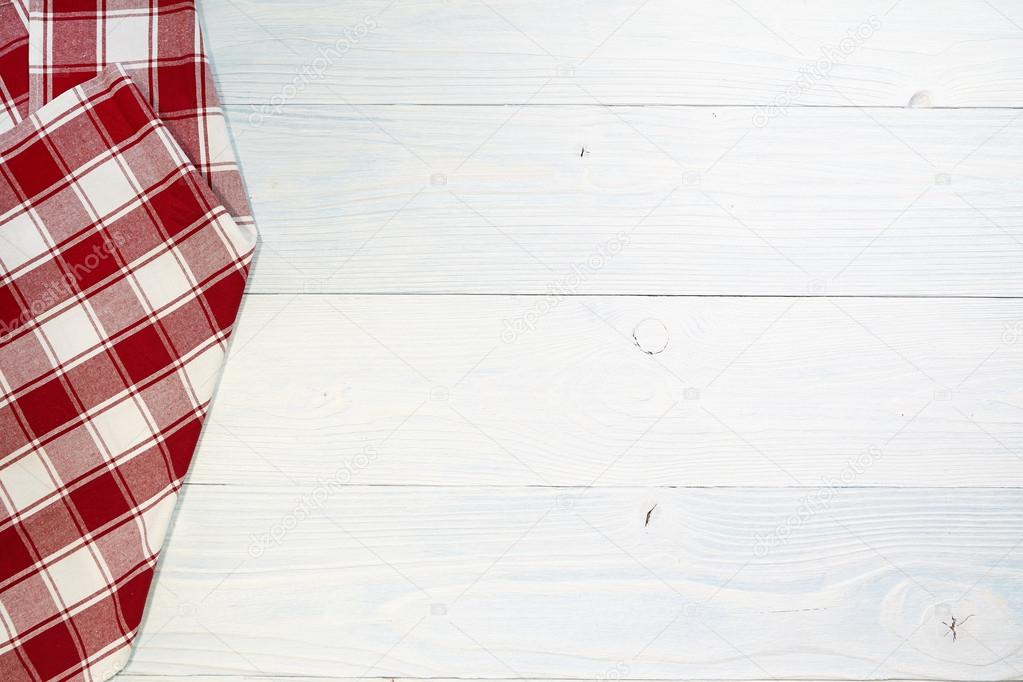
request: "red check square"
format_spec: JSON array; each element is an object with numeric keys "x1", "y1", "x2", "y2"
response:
[
  {"x1": 17, "y1": 377, "x2": 78, "y2": 439},
  {"x1": 114, "y1": 324, "x2": 173, "y2": 384},
  {"x1": 0, "y1": 525, "x2": 33, "y2": 580},
  {"x1": 68, "y1": 471, "x2": 132, "y2": 532},
  {"x1": 5, "y1": 139, "x2": 64, "y2": 200},
  {"x1": 154, "y1": 62, "x2": 199, "y2": 111},
  {"x1": 20, "y1": 620, "x2": 80, "y2": 680},
  {"x1": 0, "y1": 283, "x2": 23, "y2": 331},
  {"x1": 59, "y1": 230, "x2": 123, "y2": 291}
]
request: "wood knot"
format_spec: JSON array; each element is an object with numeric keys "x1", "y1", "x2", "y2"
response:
[
  {"x1": 908, "y1": 90, "x2": 933, "y2": 108},
  {"x1": 633, "y1": 318, "x2": 669, "y2": 355}
]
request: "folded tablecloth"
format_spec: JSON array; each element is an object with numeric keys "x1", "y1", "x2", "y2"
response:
[{"x1": 0, "y1": 2, "x2": 255, "y2": 679}]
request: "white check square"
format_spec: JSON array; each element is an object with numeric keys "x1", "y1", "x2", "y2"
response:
[
  {"x1": 140, "y1": 493, "x2": 177, "y2": 553},
  {"x1": 0, "y1": 210, "x2": 48, "y2": 271},
  {"x1": 133, "y1": 251, "x2": 193, "y2": 310},
  {"x1": 0, "y1": 107, "x2": 17, "y2": 135},
  {"x1": 0, "y1": 451, "x2": 57, "y2": 514},
  {"x1": 104, "y1": 15, "x2": 152, "y2": 64},
  {"x1": 37, "y1": 304, "x2": 103, "y2": 364},
  {"x1": 90, "y1": 398, "x2": 152, "y2": 457},
  {"x1": 76, "y1": 159, "x2": 138, "y2": 218},
  {"x1": 46, "y1": 546, "x2": 108, "y2": 607},
  {"x1": 182, "y1": 343, "x2": 224, "y2": 400}
]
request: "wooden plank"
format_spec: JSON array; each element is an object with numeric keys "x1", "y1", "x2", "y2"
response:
[
  {"x1": 115, "y1": 679, "x2": 901, "y2": 682},
  {"x1": 114, "y1": 679, "x2": 863, "y2": 682},
  {"x1": 116, "y1": 679, "x2": 908, "y2": 682},
  {"x1": 113, "y1": 679, "x2": 960, "y2": 682},
  {"x1": 123, "y1": 5, "x2": 1023, "y2": 682},
  {"x1": 202, "y1": 0, "x2": 1023, "y2": 107},
  {"x1": 231, "y1": 104, "x2": 1023, "y2": 296},
  {"x1": 123, "y1": 486, "x2": 1023, "y2": 679},
  {"x1": 112, "y1": 678, "x2": 826, "y2": 682},
  {"x1": 186, "y1": 294, "x2": 1023, "y2": 488}
]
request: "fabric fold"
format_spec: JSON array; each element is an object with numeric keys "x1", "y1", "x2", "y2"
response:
[
  {"x1": 0, "y1": 0, "x2": 28, "y2": 132},
  {"x1": 0, "y1": 1, "x2": 253, "y2": 679},
  {"x1": 28, "y1": 0, "x2": 252, "y2": 226}
]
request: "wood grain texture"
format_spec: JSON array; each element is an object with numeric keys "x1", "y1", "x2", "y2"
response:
[
  {"x1": 231, "y1": 104, "x2": 1023, "y2": 296},
  {"x1": 133, "y1": 1, "x2": 1023, "y2": 678},
  {"x1": 202, "y1": 0, "x2": 1023, "y2": 107},
  {"x1": 183, "y1": 295, "x2": 1023, "y2": 488},
  {"x1": 122, "y1": 486, "x2": 1023, "y2": 680},
  {"x1": 115, "y1": 679, "x2": 863, "y2": 682},
  {"x1": 117, "y1": 679, "x2": 911, "y2": 682},
  {"x1": 117, "y1": 679, "x2": 919, "y2": 682}
]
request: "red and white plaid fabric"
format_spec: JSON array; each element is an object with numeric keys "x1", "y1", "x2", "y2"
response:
[
  {"x1": 28, "y1": 0, "x2": 251, "y2": 226},
  {"x1": 0, "y1": 0, "x2": 28, "y2": 133},
  {"x1": 0, "y1": 2, "x2": 254, "y2": 680}
]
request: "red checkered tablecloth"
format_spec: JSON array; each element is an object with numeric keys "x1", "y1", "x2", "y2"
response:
[
  {"x1": 0, "y1": 0, "x2": 28, "y2": 132},
  {"x1": 29, "y1": 0, "x2": 252, "y2": 226},
  {"x1": 0, "y1": 2, "x2": 254, "y2": 680}
]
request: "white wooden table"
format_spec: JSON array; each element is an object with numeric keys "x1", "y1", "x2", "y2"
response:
[{"x1": 120, "y1": 1, "x2": 1023, "y2": 679}]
